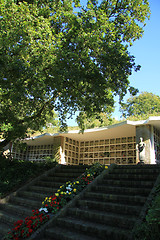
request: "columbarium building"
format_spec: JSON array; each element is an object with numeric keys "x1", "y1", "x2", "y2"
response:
[{"x1": 12, "y1": 117, "x2": 160, "y2": 165}]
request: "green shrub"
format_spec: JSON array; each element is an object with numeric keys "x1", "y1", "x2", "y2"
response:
[
  {"x1": 133, "y1": 185, "x2": 160, "y2": 240},
  {"x1": 0, "y1": 155, "x2": 57, "y2": 198}
]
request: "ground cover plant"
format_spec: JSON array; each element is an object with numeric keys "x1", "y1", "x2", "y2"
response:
[
  {"x1": 0, "y1": 155, "x2": 57, "y2": 198},
  {"x1": 133, "y1": 184, "x2": 160, "y2": 240},
  {"x1": 4, "y1": 163, "x2": 105, "y2": 240}
]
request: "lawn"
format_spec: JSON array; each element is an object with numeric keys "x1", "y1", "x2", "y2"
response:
[{"x1": 0, "y1": 155, "x2": 57, "y2": 199}]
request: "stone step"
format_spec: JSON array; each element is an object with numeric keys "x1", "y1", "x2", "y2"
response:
[
  {"x1": 17, "y1": 190, "x2": 46, "y2": 201},
  {"x1": 54, "y1": 216, "x2": 129, "y2": 240},
  {"x1": 113, "y1": 168, "x2": 160, "y2": 175},
  {"x1": 34, "y1": 180, "x2": 64, "y2": 188},
  {"x1": 91, "y1": 185, "x2": 151, "y2": 196},
  {"x1": 9, "y1": 195, "x2": 41, "y2": 209},
  {"x1": 56, "y1": 168, "x2": 88, "y2": 174},
  {"x1": 0, "y1": 222, "x2": 11, "y2": 238},
  {"x1": 52, "y1": 172, "x2": 84, "y2": 178},
  {"x1": 76, "y1": 199, "x2": 142, "y2": 217},
  {"x1": 115, "y1": 164, "x2": 160, "y2": 169},
  {"x1": 28, "y1": 185, "x2": 57, "y2": 195},
  {"x1": 0, "y1": 203, "x2": 32, "y2": 218},
  {"x1": 44, "y1": 164, "x2": 159, "y2": 240},
  {"x1": 84, "y1": 191, "x2": 146, "y2": 206},
  {"x1": 103, "y1": 173, "x2": 157, "y2": 181},
  {"x1": 60, "y1": 165, "x2": 89, "y2": 170},
  {"x1": 0, "y1": 209, "x2": 20, "y2": 226},
  {"x1": 101, "y1": 179, "x2": 155, "y2": 188},
  {"x1": 0, "y1": 164, "x2": 88, "y2": 240},
  {"x1": 41, "y1": 176, "x2": 76, "y2": 183},
  {"x1": 67, "y1": 207, "x2": 137, "y2": 230},
  {"x1": 46, "y1": 226, "x2": 99, "y2": 240}
]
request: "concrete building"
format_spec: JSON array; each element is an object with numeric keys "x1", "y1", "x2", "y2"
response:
[{"x1": 12, "y1": 116, "x2": 160, "y2": 165}]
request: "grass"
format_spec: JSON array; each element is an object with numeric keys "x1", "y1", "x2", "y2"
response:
[{"x1": 0, "y1": 155, "x2": 57, "y2": 199}]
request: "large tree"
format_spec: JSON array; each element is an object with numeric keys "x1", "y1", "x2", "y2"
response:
[
  {"x1": 0, "y1": 0, "x2": 150, "y2": 149},
  {"x1": 121, "y1": 92, "x2": 160, "y2": 120}
]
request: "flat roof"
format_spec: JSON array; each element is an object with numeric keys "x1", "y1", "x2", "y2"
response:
[{"x1": 24, "y1": 116, "x2": 160, "y2": 145}]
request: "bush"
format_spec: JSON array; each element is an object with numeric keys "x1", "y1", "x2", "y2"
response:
[
  {"x1": 0, "y1": 155, "x2": 57, "y2": 198},
  {"x1": 133, "y1": 185, "x2": 160, "y2": 240}
]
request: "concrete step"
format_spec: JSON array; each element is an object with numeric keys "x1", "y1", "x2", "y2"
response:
[
  {"x1": 55, "y1": 216, "x2": 129, "y2": 240},
  {"x1": 41, "y1": 176, "x2": 76, "y2": 183},
  {"x1": 84, "y1": 191, "x2": 147, "y2": 206},
  {"x1": 0, "y1": 222, "x2": 11, "y2": 238},
  {"x1": 76, "y1": 199, "x2": 142, "y2": 217},
  {"x1": 101, "y1": 179, "x2": 155, "y2": 188},
  {"x1": 17, "y1": 190, "x2": 47, "y2": 201},
  {"x1": 0, "y1": 209, "x2": 20, "y2": 226},
  {"x1": 52, "y1": 172, "x2": 84, "y2": 178},
  {"x1": 9, "y1": 195, "x2": 42, "y2": 209},
  {"x1": 45, "y1": 226, "x2": 99, "y2": 240},
  {"x1": 56, "y1": 168, "x2": 88, "y2": 174},
  {"x1": 113, "y1": 167, "x2": 160, "y2": 175},
  {"x1": 91, "y1": 185, "x2": 151, "y2": 196},
  {"x1": 28, "y1": 185, "x2": 57, "y2": 195},
  {"x1": 44, "y1": 164, "x2": 159, "y2": 240},
  {"x1": 0, "y1": 164, "x2": 88, "y2": 239},
  {"x1": 103, "y1": 173, "x2": 157, "y2": 181},
  {"x1": 34, "y1": 180, "x2": 64, "y2": 188},
  {"x1": 60, "y1": 165, "x2": 89, "y2": 170},
  {"x1": 0, "y1": 203, "x2": 32, "y2": 218},
  {"x1": 67, "y1": 207, "x2": 137, "y2": 229},
  {"x1": 115, "y1": 164, "x2": 160, "y2": 169}
]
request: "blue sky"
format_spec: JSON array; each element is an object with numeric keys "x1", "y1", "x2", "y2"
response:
[
  {"x1": 113, "y1": 0, "x2": 160, "y2": 120},
  {"x1": 67, "y1": 0, "x2": 160, "y2": 126}
]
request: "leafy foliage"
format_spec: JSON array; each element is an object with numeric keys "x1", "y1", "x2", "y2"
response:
[
  {"x1": 121, "y1": 92, "x2": 160, "y2": 120},
  {"x1": 0, "y1": 0, "x2": 150, "y2": 148},
  {"x1": 133, "y1": 185, "x2": 160, "y2": 240},
  {"x1": 76, "y1": 112, "x2": 121, "y2": 129},
  {"x1": 133, "y1": 184, "x2": 160, "y2": 240},
  {"x1": 0, "y1": 155, "x2": 57, "y2": 198}
]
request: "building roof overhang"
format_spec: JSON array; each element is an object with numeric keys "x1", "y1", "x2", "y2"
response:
[{"x1": 24, "y1": 116, "x2": 160, "y2": 145}]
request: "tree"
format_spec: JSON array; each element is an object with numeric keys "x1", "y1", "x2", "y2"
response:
[
  {"x1": 0, "y1": 0, "x2": 150, "y2": 149},
  {"x1": 76, "y1": 111, "x2": 120, "y2": 129},
  {"x1": 121, "y1": 92, "x2": 160, "y2": 120}
]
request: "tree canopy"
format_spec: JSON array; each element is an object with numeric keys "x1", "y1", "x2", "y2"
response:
[
  {"x1": 121, "y1": 92, "x2": 160, "y2": 120},
  {"x1": 0, "y1": 0, "x2": 150, "y2": 149}
]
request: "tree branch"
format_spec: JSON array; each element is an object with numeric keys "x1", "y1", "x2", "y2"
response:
[{"x1": 108, "y1": 0, "x2": 121, "y2": 19}]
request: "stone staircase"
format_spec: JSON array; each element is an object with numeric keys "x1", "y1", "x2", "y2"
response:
[
  {"x1": 0, "y1": 164, "x2": 88, "y2": 239},
  {"x1": 43, "y1": 164, "x2": 160, "y2": 240}
]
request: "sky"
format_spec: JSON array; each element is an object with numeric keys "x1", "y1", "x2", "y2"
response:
[{"x1": 67, "y1": 0, "x2": 160, "y2": 126}]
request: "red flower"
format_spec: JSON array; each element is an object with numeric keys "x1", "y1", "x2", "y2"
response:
[
  {"x1": 14, "y1": 220, "x2": 23, "y2": 226},
  {"x1": 14, "y1": 226, "x2": 20, "y2": 231},
  {"x1": 13, "y1": 237, "x2": 19, "y2": 240}
]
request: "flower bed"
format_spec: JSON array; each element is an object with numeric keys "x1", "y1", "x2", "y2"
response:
[
  {"x1": 4, "y1": 163, "x2": 105, "y2": 240},
  {"x1": 5, "y1": 210, "x2": 49, "y2": 240}
]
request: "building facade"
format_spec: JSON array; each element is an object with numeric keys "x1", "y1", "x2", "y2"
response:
[{"x1": 12, "y1": 117, "x2": 160, "y2": 165}]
